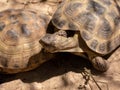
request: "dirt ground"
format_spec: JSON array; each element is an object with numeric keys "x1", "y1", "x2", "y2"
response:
[
  {"x1": 0, "y1": 47, "x2": 120, "y2": 90},
  {"x1": 0, "y1": 0, "x2": 120, "y2": 90}
]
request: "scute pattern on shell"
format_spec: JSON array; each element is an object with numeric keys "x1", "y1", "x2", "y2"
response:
[
  {"x1": 0, "y1": 9, "x2": 46, "y2": 73},
  {"x1": 52, "y1": 0, "x2": 120, "y2": 55}
]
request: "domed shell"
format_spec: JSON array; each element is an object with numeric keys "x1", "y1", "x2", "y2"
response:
[
  {"x1": 52, "y1": 0, "x2": 120, "y2": 55},
  {"x1": 0, "y1": 9, "x2": 48, "y2": 73}
]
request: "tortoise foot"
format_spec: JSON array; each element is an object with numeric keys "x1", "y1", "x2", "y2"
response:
[{"x1": 91, "y1": 56, "x2": 109, "y2": 72}]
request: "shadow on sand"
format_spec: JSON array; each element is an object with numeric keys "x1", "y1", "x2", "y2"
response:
[{"x1": 0, "y1": 52, "x2": 102, "y2": 84}]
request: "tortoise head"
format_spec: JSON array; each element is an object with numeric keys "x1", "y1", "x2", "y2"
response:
[{"x1": 40, "y1": 30, "x2": 82, "y2": 53}]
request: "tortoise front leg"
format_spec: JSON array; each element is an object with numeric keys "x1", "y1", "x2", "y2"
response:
[
  {"x1": 91, "y1": 56, "x2": 109, "y2": 72},
  {"x1": 86, "y1": 50, "x2": 109, "y2": 72}
]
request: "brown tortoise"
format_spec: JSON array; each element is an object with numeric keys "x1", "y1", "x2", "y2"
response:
[
  {"x1": 0, "y1": 0, "x2": 63, "y2": 74},
  {"x1": 40, "y1": 0, "x2": 120, "y2": 72},
  {"x1": 0, "y1": 9, "x2": 52, "y2": 74}
]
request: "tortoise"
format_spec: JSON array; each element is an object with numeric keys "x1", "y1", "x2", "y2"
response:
[
  {"x1": 0, "y1": 9, "x2": 54, "y2": 74},
  {"x1": 0, "y1": 0, "x2": 63, "y2": 74},
  {"x1": 40, "y1": 0, "x2": 120, "y2": 72}
]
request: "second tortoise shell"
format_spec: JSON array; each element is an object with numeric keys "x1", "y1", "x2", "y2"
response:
[{"x1": 52, "y1": 0, "x2": 120, "y2": 55}]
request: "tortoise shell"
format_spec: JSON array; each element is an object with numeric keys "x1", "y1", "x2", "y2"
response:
[
  {"x1": 52, "y1": 0, "x2": 120, "y2": 55},
  {"x1": 0, "y1": 9, "x2": 52, "y2": 74}
]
